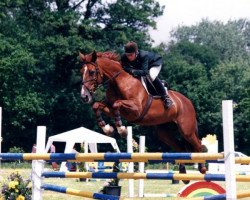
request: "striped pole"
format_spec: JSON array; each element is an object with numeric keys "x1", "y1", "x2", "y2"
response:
[
  {"x1": 41, "y1": 184, "x2": 121, "y2": 200},
  {"x1": 41, "y1": 171, "x2": 250, "y2": 182},
  {"x1": 1, "y1": 152, "x2": 250, "y2": 163},
  {"x1": 0, "y1": 152, "x2": 225, "y2": 161}
]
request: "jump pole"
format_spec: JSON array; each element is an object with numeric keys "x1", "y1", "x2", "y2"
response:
[
  {"x1": 138, "y1": 136, "x2": 145, "y2": 197},
  {"x1": 127, "y1": 126, "x2": 134, "y2": 197},
  {"x1": 222, "y1": 100, "x2": 236, "y2": 199},
  {"x1": 32, "y1": 126, "x2": 46, "y2": 200}
]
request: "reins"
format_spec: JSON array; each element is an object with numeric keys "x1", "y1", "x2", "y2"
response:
[{"x1": 97, "y1": 70, "x2": 123, "y2": 89}]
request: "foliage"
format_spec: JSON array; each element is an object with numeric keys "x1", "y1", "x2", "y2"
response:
[
  {"x1": 167, "y1": 19, "x2": 250, "y2": 153},
  {"x1": 8, "y1": 147, "x2": 25, "y2": 154},
  {"x1": 0, "y1": 0, "x2": 249, "y2": 156},
  {"x1": 77, "y1": 143, "x2": 86, "y2": 173},
  {"x1": 0, "y1": 172, "x2": 32, "y2": 200},
  {"x1": 172, "y1": 19, "x2": 249, "y2": 60},
  {"x1": 7, "y1": 147, "x2": 25, "y2": 166},
  {"x1": 0, "y1": 0, "x2": 164, "y2": 153}
]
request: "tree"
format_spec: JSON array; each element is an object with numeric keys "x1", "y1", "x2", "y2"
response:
[
  {"x1": 172, "y1": 19, "x2": 249, "y2": 61},
  {"x1": 0, "y1": 0, "x2": 164, "y2": 151},
  {"x1": 167, "y1": 19, "x2": 250, "y2": 153}
]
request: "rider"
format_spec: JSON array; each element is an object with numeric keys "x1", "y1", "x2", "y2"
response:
[{"x1": 121, "y1": 41, "x2": 173, "y2": 108}]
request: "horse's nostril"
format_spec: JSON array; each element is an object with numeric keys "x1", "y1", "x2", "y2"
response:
[{"x1": 81, "y1": 95, "x2": 89, "y2": 103}]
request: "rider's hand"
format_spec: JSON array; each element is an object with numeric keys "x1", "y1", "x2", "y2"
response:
[
  {"x1": 124, "y1": 67, "x2": 133, "y2": 74},
  {"x1": 130, "y1": 70, "x2": 139, "y2": 77}
]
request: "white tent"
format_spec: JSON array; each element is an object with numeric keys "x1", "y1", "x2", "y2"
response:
[{"x1": 45, "y1": 127, "x2": 120, "y2": 171}]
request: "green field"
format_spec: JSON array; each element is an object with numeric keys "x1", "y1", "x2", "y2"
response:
[{"x1": 1, "y1": 168, "x2": 250, "y2": 200}]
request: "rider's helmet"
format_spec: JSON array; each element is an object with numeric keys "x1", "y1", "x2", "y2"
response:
[{"x1": 124, "y1": 41, "x2": 138, "y2": 54}]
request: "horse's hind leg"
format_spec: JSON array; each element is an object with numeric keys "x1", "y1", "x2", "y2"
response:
[
  {"x1": 177, "y1": 119, "x2": 207, "y2": 174},
  {"x1": 176, "y1": 116, "x2": 202, "y2": 152},
  {"x1": 156, "y1": 123, "x2": 190, "y2": 184},
  {"x1": 156, "y1": 123, "x2": 185, "y2": 152}
]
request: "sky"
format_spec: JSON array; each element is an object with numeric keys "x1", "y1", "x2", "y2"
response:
[{"x1": 150, "y1": 0, "x2": 250, "y2": 45}]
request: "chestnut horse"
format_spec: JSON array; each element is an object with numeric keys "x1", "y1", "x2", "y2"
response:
[{"x1": 80, "y1": 51, "x2": 207, "y2": 178}]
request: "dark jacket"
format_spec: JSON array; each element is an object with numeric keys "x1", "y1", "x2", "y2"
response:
[{"x1": 121, "y1": 50, "x2": 163, "y2": 76}]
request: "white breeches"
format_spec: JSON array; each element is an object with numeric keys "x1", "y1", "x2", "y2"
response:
[{"x1": 149, "y1": 65, "x2": 162, "y2": 81}]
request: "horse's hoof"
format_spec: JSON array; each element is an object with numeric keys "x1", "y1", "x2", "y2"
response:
[
  {"x1": 201, "y1": 145, "x2": 208, "y2": 152},
  {"x1": 200, "y1": 167, "x2": 207, "y2": 174},
  {"x1": 198, "y1": 163, "x2": 207, "y2": 174},
  {"x1": 102, "y1": 124, "x2": 114, "y2": 136},
  {"x1": 179, "y1": 164, "x2": 190, "y2": 185},
  {"x1": 117, "y1": 126, "x2": 127, "y2": 138}
]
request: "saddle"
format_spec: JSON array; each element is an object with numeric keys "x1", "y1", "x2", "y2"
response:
[
  {"x1": 141, "y1": 76, "x2": 169, "y2": 98},
  {"x1": 131, "y1": 76, "x2": 169, "y2": 123}
]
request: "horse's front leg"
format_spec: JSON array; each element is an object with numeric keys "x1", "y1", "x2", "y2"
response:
[
  {"x1": 92, "y1": 102, "x2": 115, "y2": 136},
  {"x1": 112, "y1": 100, "x2": 141, "y2": 138}
]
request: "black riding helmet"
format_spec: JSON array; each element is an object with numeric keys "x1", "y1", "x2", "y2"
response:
[{"x1": 124, "y1": 41, "x2": 138, "y2": 53}]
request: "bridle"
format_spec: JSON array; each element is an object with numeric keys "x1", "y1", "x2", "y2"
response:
[
  {"x1": 82, "y1": 61, "x2": 123, "y2": 95},
  {"x1": 82, "y1": 62, "x2": 101, "y2": 94}
]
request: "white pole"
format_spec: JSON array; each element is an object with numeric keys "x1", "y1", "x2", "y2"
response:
[
  {"x1": 138, "y1": 136, "x2": 145, "y2": 197},
  {"x1": 0, "y1": 107, "x2": 2, "y2": 168},
  {"x1": 84, "y1": 141, "x2": 89, "y2": 181},
  {"x1": 222, "y1": 100, "x2": 236, "y2": 200},
  {"x1": 127, "y1": 126, "x2": 134, "y2": 197},
  {"x1": 32, "y1": 126, "x2": 46, "y2": 200}
]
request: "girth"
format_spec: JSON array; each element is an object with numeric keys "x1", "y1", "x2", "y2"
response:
[{"x1": 130, "y1": 94, "x2": 153, "y2": 123}]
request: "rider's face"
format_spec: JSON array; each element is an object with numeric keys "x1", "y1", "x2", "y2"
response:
[{"x1": 126, "y1": 52, "x2": 136, "y2": 61}]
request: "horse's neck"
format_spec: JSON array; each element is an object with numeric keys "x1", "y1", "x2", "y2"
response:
[
  {"x1": 99, "y1": 58, "x2": 147, "y2": 100},
  {"x1": 99, "y1": 59, "x2": 122, "y2": 79}
]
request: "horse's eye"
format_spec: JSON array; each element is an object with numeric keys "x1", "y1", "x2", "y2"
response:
[{"x1": 89, "y1": 70, "x2": 95, "y2": 76}]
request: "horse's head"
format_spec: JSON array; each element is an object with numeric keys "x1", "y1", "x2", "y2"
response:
[{"x1": 79, "y1": 51, "x2": 103, "y2": 104}]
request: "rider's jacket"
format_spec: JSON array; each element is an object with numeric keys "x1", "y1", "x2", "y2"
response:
[{"x1": 121, "y1": 50, "x2": 162, "y2": 76}]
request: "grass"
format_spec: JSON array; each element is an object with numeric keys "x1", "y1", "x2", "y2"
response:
[{"x1": 1, "y1": 166, "x2": 250, "y2": 199}]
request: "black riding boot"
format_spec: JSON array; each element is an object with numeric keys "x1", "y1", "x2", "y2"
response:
[
  {"x1": 161, "y1": 95, "x2": 173, "y2": 108},
  {"x1": 152, "y1": 77, "x2": 173, "y2": 108}
]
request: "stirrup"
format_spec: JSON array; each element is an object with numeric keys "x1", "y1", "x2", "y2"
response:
[{"x1": 163, "y1": 96, "x2": 173, "y2": 108}]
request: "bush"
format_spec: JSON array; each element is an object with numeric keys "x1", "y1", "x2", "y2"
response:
[
  {"x1": 0, "y1": 172, "x2": 32, "y2": 200},
  {"x1": 8, "y1": 147, "x2": 25, "y2": 154},
  {"x1": 8, "y1": 146, "x2": 26, "y2": 166}
]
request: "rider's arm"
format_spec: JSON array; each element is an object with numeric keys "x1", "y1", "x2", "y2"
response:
[
  {"x1": 121, "y1": 54, "x2": 134, "y2": 74},
  {"x1": 131, "y1": 53, "x2": 149, "y2": 76}
]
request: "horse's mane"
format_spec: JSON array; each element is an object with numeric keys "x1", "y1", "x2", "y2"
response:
[{"x1": 96, "y1": 51, "x2": 120, "y2": 62}]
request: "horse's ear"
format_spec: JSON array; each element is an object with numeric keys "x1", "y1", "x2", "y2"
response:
[
  {"x1": 79, "y1": 52, "x2": 86, "y2": 62},
  {"x1": 92, "y1": 51, "x2": 97, "y2": 62}
]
